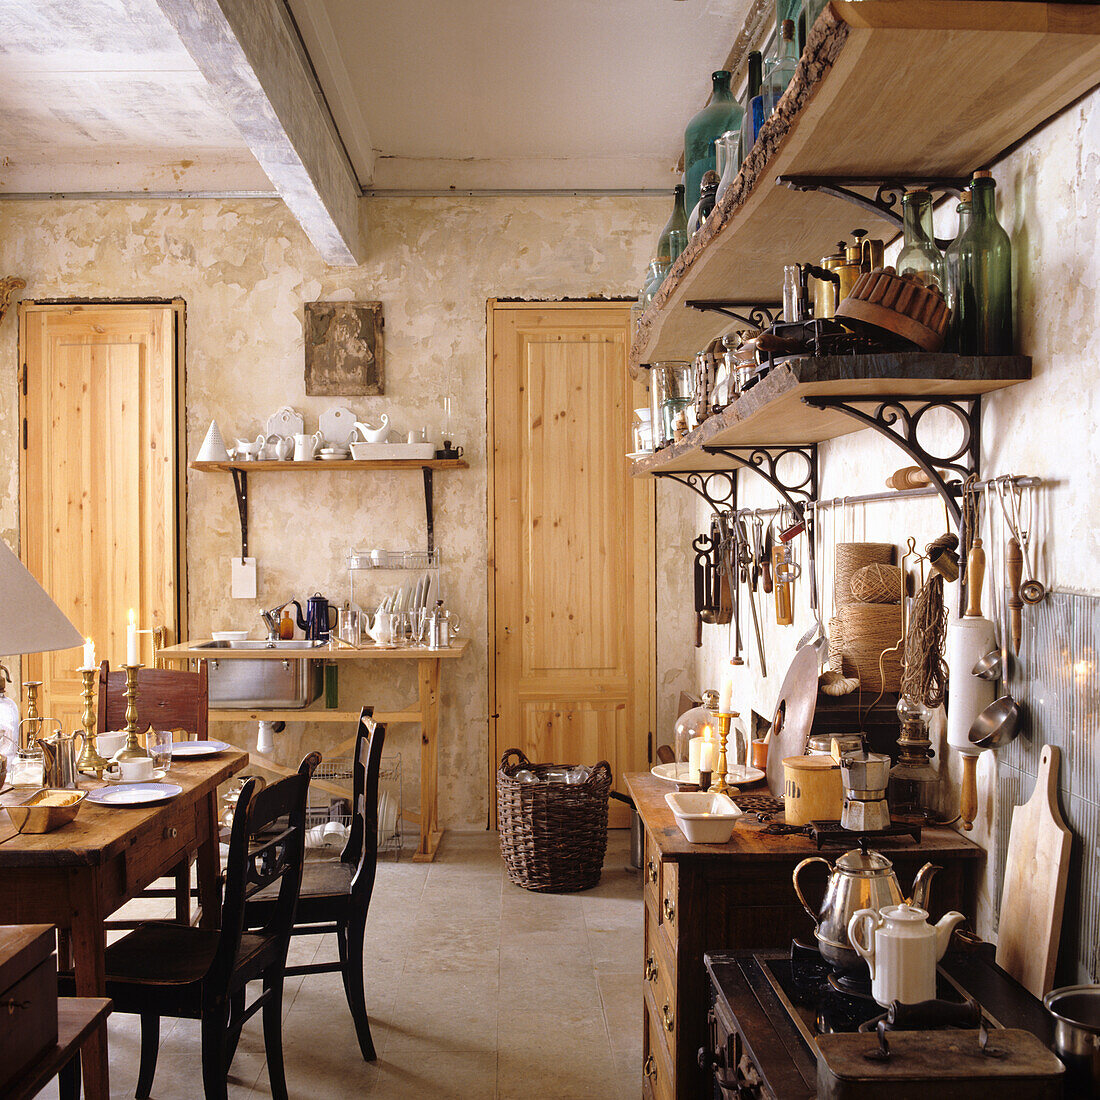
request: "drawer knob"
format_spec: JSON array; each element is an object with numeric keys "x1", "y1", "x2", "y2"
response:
[
  {"x1": 663, "y1": 1003, "x2": 675, "y2": 1032},
  {"x1": 647, "y1": 859, "x2": 658, "y2": 884},
  {"x1": 644, "y1": 955, "x2": 658, "y2": 983},
  {"x1": 663, "y1": 895, "x2": 675, "y2": 923},
  {"x1": 164, "y1": 827, "x2": 178, "y2": 839},
  {"x1": 643, "y1": 1055, "x2": 656, "y2": 1080}
]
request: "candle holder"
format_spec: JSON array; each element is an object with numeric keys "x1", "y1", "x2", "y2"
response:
[
  {"x1": 76, "y1": 667, "x2": 109, "y2": 777},
  {"x1": 113, "y1": 664, "x2": 152, "y2": 762},
  {"x1": 709, "y1": 712, "x2": 731, "y2": 795}
]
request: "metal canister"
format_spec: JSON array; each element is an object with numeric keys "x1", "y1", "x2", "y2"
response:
[{"x1": 812, "y1": 246, "x2": 846, "y2": 319}]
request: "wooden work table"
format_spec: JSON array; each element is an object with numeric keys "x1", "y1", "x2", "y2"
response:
[
  {"x1": 159, "y1": 637, "x2": 469, "y2": 861},
  {"x1": 624, "y1": 772, "x2": 982, "y2": 1100}
]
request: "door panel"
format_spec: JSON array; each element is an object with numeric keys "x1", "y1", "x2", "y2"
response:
[
  {"x1": 491, "y1": 303, "x2": 654, "y2": 825},
  {"x1": 20, "y1": 303, "x2": 182, "y2": 732}
]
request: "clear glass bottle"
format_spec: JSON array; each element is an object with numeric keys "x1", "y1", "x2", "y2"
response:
[
  {"x1": 684, "y1": 71, "x2": 744, "y2": 213},
  {"x1": 896, "y1": 189, "x2": 945, "y2": 291},
  {"x1": 955, "y1": 170, "x2": 1013, "y2": 355},
  {"x1": 714, "y1": 131, "x2": 741, "y2": 205},
  {"x1": 656, "y1": 184, "x2": 688, "y2": 268},
  {"x1": 740, "y1": 51, "x2": 764, "y2": 164},
  {"x1": 0, "y1": 665, "x2": 19, "y2": 775},
  {"x1": 943, "y1": 190, "x2": 972, "y2": 352},
  {"x1": 763, "y1": 20, "x2": 799, "y2": 118}
]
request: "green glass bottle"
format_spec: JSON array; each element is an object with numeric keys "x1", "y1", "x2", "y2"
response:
[
  {"x1": 955, "y1": 171, "x2": 1013, "y2": 355},
  {"x1": 943, "y1": 190, "x2": 972, "y2": 352},
  {"x1": 684, "y1": 71, "x2": 743, "y2": 212},
  {"x1": 656, "y1": 184, "x2": 689, "y2": 268},
  {"x1": 896, "y1": 189, "x2": 944, "y2": 291}
]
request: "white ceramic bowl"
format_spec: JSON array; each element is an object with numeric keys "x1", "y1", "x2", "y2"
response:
[
  {"x1": 212, "y1": 630, "x2": 249, "y2": 641},
  {"x1": 664, "y1": 791, "x2": 743, "y2": 844}
]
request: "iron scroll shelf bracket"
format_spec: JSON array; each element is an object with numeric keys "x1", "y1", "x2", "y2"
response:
[
  {"x1": 685, "y1": 301, "x2": 782, "y2": 329},
  {"x1": 800, "y1": 395, "x2": 982, "y2": 528},
  {"x1": 776, "y1": 175, "x2": 971, "y2": 251},
  {"x1": 230, "y1": 469, "x2": 248, "y2": 560},
  {"x1": 653, "y1": 469, "x2": 737, "y2": 518},
  {"x1": 701, "y1": 445, "x2": 818, "y2": 520}
]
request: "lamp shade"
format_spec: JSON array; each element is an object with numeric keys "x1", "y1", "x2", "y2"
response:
[{"x1": 0, "y1": 538, "x2": 83, "y2": 656}]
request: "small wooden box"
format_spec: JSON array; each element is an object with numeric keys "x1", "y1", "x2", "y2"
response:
[
  {"x1": 0, "y1": 924, "x2": 58, "y2": 1093},
  {"x1": 816, "y1": 1029, "x2": 1064, "y2": 1099}
]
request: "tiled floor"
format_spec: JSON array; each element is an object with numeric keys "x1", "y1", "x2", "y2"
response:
[{"x1": 38, "y1": 831, "x2": 643, "y2": 1099}]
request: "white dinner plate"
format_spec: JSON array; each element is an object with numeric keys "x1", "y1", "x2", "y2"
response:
[
  {"x1": 170, "y1": 740, "x2": 231, "y2": 757},
  {"x1": 650, "y1": 762, "x2": 765, "y2": 787},
  {"x1": 87, "y1": 782, "x2": 182, "y2": 807}
]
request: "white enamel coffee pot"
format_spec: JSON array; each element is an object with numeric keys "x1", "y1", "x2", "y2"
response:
[{"x1": 848, "y1": 903, "x2": 965, "y2": 1007}]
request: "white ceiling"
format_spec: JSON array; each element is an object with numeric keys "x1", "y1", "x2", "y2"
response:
[
  {"x1": 290, "y1": 0, "x2": 754, "y2": 191},
  {"x1": 0, "y1": 0, "x2": 272, "y2": 194}
]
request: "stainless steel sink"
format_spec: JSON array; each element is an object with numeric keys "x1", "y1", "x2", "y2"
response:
[{"x1": 199, "y1": 639, "x2": 325, "y2": 708}]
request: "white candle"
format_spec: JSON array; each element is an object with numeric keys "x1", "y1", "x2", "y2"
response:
[
  {"x1": 719, "y1": 675, "x2": 733, "y2": 714},
  {"x1": 83, "y1": 637, "x2": 95, "y2": 670},
  {"x1": 126, "y1": 608, "x2": 139, "y2": 665},
  {"x1": 698, "y1": 738, "x2": 717, "y2": 775}
]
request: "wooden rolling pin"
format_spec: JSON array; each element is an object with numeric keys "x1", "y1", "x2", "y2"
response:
[
  {"x1": 1006, "y1": 537, "x2": 1024, "y2": 652},
  {"x1": 885, "y1": 465, "x2": 947, "y2": 490},
  {"x1": 966, "y1": 537, "x2": 986, "y2": 618}
]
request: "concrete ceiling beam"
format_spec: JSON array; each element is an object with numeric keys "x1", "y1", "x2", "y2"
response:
[{"x1": 155, "y1": 0, "x2": 363, "y2": 266}]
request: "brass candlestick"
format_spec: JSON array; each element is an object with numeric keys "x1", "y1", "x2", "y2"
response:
[
  {"x1": 709, "y1": 712, "x2": 731, "y2": 795},
  {"x1": 76, "y1": 667, "x2": 109, "y2": 777},
  {"x1": 114, "y1": 664, "x2": 152, "y2": 762}
]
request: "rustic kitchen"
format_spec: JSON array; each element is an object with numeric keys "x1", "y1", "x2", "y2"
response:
[{"x1": 0, "y1": 1, "x2": 1098, "y2": 1098}]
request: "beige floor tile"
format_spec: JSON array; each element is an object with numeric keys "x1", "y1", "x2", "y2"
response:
[
  {"x1": 387, "y1": 971, "x2": 499, "y2": 1052},
  {"x1": 365, "y1": 1050, "x2": 497, "y2": 1100}
]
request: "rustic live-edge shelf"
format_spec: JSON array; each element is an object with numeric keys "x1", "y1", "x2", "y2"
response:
[
  {"x1": 630, "y1": 1, "x2": 1100, "y2": 372},
  {"x1": 190, "y1": 457, "x2": 468, "y2": 555}
]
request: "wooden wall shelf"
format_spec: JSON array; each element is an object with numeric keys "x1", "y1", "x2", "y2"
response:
[
  {"x1": 630, "y1": 1, "x2": 1100, "y2": 372},
  {"x1": 190, "y1": 458, "x2": 468, "y2": 472},
  {"x1": 631, "y1": 352, "x2": 1031, "y2": 476}
]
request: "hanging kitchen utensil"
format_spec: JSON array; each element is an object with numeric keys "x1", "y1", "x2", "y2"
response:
[
  {"x1": 693, "y1": 533, "x2": 709, "y2": 647},
  {"x1": 996, "y1": 745, "x2": 1071, "y2": 998},
  {"x1": 1006, "y1": 536, "x2": 1024, "y2": 653},
  {"x1": 772, "y1": 542, "x2": 797, "y2": 626},
  {"x1": 996, "y1": 477, "x2": 1046, "y2": 605},
  {"x1": 736, "y1": 517, "x2": 767, "y2": 676},
  {"x1": 766, "y1": 644, "x2": 820, "y2": 797},
  {"x1": 761, "y1": 516, "x2": 774, "y2": 594},
  {"x1": 717, "y1": 520, "x2": 743, "y2": 665}
]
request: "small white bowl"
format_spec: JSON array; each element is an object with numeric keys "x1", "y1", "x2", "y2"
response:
[
  {"x1": 664, "y1": 791, "x2": 743, "y2": 844},
  {"x1": 212, "y1": 630, "x2": 249, "y2": 641}
]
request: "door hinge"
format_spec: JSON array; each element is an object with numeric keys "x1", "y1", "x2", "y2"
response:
[
  {"x1": 22, "y1": 419, "x2": 27, "y2": 449},
  {"x1": 21, "y1": 365, "x2": 27, "y2": 395},
  {"x1": 648, "y1": 730, "x2": 653, "y2": 764}
]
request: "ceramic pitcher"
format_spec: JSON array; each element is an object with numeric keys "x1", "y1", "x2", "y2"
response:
[{"x1": 293, "y1": 431, "x2": 323, "y2": 461}]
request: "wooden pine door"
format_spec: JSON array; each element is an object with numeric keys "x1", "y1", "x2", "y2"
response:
[
  {"x1": 490, "y1": 302, "x2": 655, "y2": 826},
  {"x1": 19, "y1": 302, "x2": 184, "y2": 731}
]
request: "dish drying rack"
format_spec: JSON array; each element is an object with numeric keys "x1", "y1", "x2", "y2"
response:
[
  {"x1": 347, "y1": 548, "x2": 444, "y2": 617},
  {"x1": 306, "y1": 753, "x2": 404, "y2": 859}
]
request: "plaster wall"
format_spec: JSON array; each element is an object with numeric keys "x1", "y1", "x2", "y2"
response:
[
  {"x1": 0, "y1": 192, "x2": 688, "y2": 830},
  {"x1": 692, "y1": 90, "x2": 1100, "y2": 942}
]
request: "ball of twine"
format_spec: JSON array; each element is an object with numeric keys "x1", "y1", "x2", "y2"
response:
[
  {"x1": 838, "y1": 602, "x2": 904, "y2": 693},
  {"x1": 834, "y1": 543, "x2": 895, "y2": 607},
  {"x1": 850, "y1": 562, "x2": 903, "y2": 604}
]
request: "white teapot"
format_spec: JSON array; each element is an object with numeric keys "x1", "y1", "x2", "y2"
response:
[
  {"x1": 848, "y1": 903, "x2": 965, "y2": 1007},
  {"x1": 363, "y1": 608, "x2": 396, "y2": 646},
  {"x1": 354, "y1": 415, "x2": 390, "y2": 444}
]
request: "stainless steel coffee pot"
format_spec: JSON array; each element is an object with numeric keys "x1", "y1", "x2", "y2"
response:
[{"x1": 792, "y1": 846, "x2": 939, "y2": 973}]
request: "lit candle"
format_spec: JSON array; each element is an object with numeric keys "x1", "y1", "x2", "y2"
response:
[
  {"x1": 126, "y1": 608, "x2": 139, "y2": 666},
  {"x1": 719, "y1": 675, "x2": 733, "y2": 714},
  {"x1": 698, "y1": 738, "x2": 717, "y2": 774},
  {"x1": 83, "y1": 637, "x2": 95, "y2": 670}
]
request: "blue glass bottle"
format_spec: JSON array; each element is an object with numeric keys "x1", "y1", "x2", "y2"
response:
[{"x1": 740, "y1": 51, "x2": 764, "y2": 164}]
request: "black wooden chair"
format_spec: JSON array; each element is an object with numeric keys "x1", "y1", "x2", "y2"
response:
[
  {"x1": 245, "y1": 706, "x2": 385, "y2": 1061},
  {"x1": 89, "y1": 752, "x2": 318, "y2": 1100}
]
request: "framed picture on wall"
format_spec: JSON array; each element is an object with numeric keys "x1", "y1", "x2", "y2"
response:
[{"x1": 304, "y1": 300, "x2": 384, "y2": 395}]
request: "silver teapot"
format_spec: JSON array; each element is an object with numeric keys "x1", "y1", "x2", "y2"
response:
[{"x1": 792, "y1": 846, "x2": 939, "y2": 973}]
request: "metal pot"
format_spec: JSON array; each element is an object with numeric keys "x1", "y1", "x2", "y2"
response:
[{"x1": 1044, "y1": 985, "x2": 1100, "y2": 1092}]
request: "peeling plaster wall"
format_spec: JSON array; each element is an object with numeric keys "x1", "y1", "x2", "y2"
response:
[
  {"x1": 692, "y1": 91, "x2": 1100, "y2": 941},
  {"x1": 0, "y1": 192, "x2": 692, "y2": 830}
]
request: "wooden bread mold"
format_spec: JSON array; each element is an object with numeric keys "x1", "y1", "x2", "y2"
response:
[{"x1": 836, "y1": 267, "x2": 950, "y2": 351}]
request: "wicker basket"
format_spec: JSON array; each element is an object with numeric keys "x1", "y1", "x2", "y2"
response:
[{"x1": 497, "y1": 749, "x2": 612, "y2": 893}]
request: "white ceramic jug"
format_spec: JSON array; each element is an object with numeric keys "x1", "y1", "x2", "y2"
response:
[
  {"x1": 293, "y1": 431, "x2": 323, "y2": 461},
  {"x1": 848, "y1": 903, "x2": 965, "y2": 1007}
]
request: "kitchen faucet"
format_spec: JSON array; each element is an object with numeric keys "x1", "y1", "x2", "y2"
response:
[{"x1": 261, "y1": 602, "x2": 289, "y2": 642}]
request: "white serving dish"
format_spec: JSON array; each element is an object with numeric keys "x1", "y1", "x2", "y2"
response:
[
  {"x1": 650, "y1": 762, "x2": 765, "y2": 788},
  {"x1": 351, "y1": 442, "x2": 436, "y2": 461},
  {"x1": 664, "y1": 791, "x2": 743, "y2": 844}
]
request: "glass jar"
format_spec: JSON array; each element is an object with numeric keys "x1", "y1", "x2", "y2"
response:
[
  {"x1": 684, "y1": 71, "x2": 744, "y2": 212},
  {"x1": 955, "y1": 170, "x2": 1013, "y2": 355},
  {"x1": 652, "y1": 361, "x2": 695, "y2": 442},
  {"x1": 896, "y1": 189, "x2": 945, "y2": 291}
]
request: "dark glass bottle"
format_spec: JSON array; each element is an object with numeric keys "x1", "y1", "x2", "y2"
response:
[
  {"x1": 955, "y1": 171, "x2": 1013, "y2": 355},
  {"x1": 896, "y1": 189, "x2": 944, "y2": 291},
  {"x1": 943, "y1": 190, "x2": 972, "y2": 352},
  {"x1": 698, "y1": 171, "x2": 720, "y2": 226},
  {"x1": 656, "y1": 184, "x2": 689, "y2": 268},
  {"x1": 740, "y1": 51, "x2": 764, "y2": 163},
  {"x1": 684, "y1": 71, "x2": 744, "y2": 212}
]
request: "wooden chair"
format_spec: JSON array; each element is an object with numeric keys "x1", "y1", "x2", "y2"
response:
[
  {"x1": 82, "y1": 752, "x2": 319, "y2": 1100},
  {"x1": 97, "y1": 660, "x2": 210, "y2": 924},
  {"x1": 245, "y1": 706, "x2": 384, "y2": 1061}
]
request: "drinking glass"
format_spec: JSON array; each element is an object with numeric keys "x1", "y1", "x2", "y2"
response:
[{"x1": 148, "y1": 728, "x2": 173, "y2": 773}]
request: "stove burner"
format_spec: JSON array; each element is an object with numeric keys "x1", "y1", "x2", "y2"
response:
[{"x1": 827, "y1": 970, "x2": 875, "y2": 999}]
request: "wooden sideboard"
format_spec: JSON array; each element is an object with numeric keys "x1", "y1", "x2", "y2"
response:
[{"x1": 624, "y1": 772, "x2": 983, "y2": 1100}]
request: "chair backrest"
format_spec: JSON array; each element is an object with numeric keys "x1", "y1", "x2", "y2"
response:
[
  {"x1": 341, "y1": 707, "x2": 385, "y2": 906},
  {"x1": 211, "y1": 751, "x2": 320, "y2": 996},
  {"x1": 96, "y1": 661, "x2": 209, "y2": 740}
]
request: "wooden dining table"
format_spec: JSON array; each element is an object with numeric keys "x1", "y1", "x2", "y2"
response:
[{"x1": 0, "y1": 749, "x2": 248, "y2": 1100}]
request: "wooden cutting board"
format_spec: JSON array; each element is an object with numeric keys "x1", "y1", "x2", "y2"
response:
[{"x1": 995, "y1": 744, "x2": 1072, "y2": 998}]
